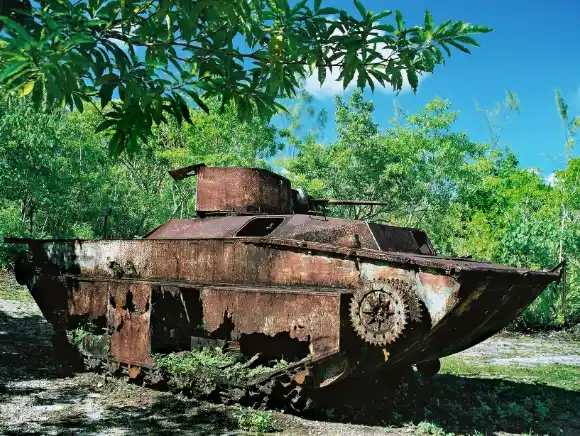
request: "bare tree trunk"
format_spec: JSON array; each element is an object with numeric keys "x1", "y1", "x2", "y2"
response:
[
  {"x1": 559, "y1": 204, "x2": 566, "y2": 263},
  {"x1": 29, "y1": 202, "x2": 33, "y2": 234},
  {"x1": 558, "y1": 204, "x2": 567, "y2": 325}
]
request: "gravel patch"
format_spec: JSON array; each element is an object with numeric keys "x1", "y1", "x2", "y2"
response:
[
  {"x1": 456, "y1": 332, "x2": 580, "y2": 365},
  {"x1": 1, "y1": 294, "x2": 578, "y2": 435},
  {"x1": 0, "y1": 298, "x2": 406, "y2": 435}
]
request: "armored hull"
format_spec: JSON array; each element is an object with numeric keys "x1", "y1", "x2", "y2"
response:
[{"x1": 6, "y1": 165, "x2": 562, "y2": 410}]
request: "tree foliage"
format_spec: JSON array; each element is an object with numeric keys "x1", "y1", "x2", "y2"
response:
[
  {"x1": 1, "y1": 89, "x2": 578, "y2": 329},
  {"x1": 0, "y1": 0, "x2": 491, "y2": 155},
  {"x1": 279, "y1": 90, "x2": 580, "y2": 328},
  {"x1": 0, "y1": 93, "x2": 284, "y2": 264}
]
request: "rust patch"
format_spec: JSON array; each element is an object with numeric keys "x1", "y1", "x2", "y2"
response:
[
  {"x1": 68, "y1": 281, "x2": 108, "y2": 318},
  {"x1": 108, "y1": 282, "x2": 152, "y2": 366},
  {"x1": 128, "y1": 365, "x2": 141, "y2": 379},
  {"x1": 418, "y1": 273, "x2": 456, "y2": 293},
  {"x1": 201, "y1": 286, "x2": 343, "y2": 359},
  {"x1": 294, "y1": 368, "x2": 311, "y2": 385},
  {"x1": 196, "y1": 166, "x2": 293, "y2": 215}
]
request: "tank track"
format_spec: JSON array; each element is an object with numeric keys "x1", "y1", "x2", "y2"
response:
[{"x1": 76, "y1": 350, "x2": 316, "y2": 413}]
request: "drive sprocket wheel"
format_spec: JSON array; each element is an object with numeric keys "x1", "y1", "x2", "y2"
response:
[{"x1": 350, "y1": 278, "x2": 413, "y2": 346}]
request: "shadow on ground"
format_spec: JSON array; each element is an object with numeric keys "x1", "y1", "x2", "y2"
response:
[
  {"x1": 0, "y1": 304, "x2": 241, "y2": 435},
  {"x1": 307, "y1": 368, "x2": 580, "y2": 435},
  {"x1": 0, "y1": 308, "x2": 66, "y2": 383},
  {"x1": 2, "y1": 303, "x2": 579, "y2": 435},
  {"x1": 1, "y1": 397, "x2": 239, "y2": 436}
]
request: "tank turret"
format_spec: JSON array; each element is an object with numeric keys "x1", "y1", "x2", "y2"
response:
[{"x1": 169, "y1": 163, "x2": 391, "y2": 217}]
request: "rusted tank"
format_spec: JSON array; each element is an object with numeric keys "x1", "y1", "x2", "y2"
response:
[{"x1": 5, "y1": 164, "x2": 563, "y2": 410}]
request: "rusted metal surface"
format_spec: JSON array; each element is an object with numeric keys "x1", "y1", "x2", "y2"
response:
[
  {"x1": 144, "y1": 214, "x2": 432, "y2": 255},
  {"x1": 200, "y1": 286, "x2": 343, "y2": 359},
  {"x1": 3, "y1": 164, "x2": 564, "y2": 400},
  {"x1": 196, "y1": 166, "x2": 293, "y2": 215},
  {"x1": 388, "y1": 273, "x2": 555, "y2": 367},
  {"x1": 68, "y1": 280, "x2": 108, "y2": 318},
  {"x1": 144, "y1": 216, "x2": 251, "y2": 239},
  {"x1": 107, "y1": 282, "x2": 153, "y2": 367},
  {"x1": 309, "y1": 199, "x2": 391, "y2": 206}
]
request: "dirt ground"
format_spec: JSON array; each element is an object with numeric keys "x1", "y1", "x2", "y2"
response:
[{"x1": 1, "y1": 296, "x2": 579, "y2": 435}]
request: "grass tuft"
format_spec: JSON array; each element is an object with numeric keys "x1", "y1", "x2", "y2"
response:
[
  {"x1": 236, "y1": 407, "x2": 276, "y2": 433},
  {"x1": 0, "y1": 271, "x2": 31, "y2": 301}
]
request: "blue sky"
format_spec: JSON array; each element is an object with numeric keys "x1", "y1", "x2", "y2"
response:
[{"x1": 279, "y1": 0, "x2": 580, "y2": 179}]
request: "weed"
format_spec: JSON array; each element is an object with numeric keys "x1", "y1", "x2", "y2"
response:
[
  {"x1": 66, "y1": 319, "x2": 110, "y2": 351},
  {"x1": 416, "y1": 421, "x2": 454, "y2": 436},
  {"x1": 153, "y1": 347, "x2": 292, "y2": 392},
  {"x1": 236, "y1": 407, "x2": 275, "y2": 433},
  {"x1": 441, "y1": 356, "x2": 580, "y2": 391}
]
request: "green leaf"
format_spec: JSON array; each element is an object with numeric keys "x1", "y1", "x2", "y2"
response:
[
  {"x1": 367, "y1": 73, "x2": 375, "y2": 92},
  {"x1": 108, "y1": 129, "x2": 125, "y2": 157},
  {"x1": 424, "y1": 10, "x2": 433, "y2": 30},
  {"x1": 354, "y1": 0, "x2": 366, "y2": 18},
  {"x1": 448, "y1": 40, "x2": 471, "y2": 54},
  {"x1": 395, "y1": 10, "x2": 404, "y2": 32},
  {"x1": 317, "y1": 7, "x2": 340, "y2": 15},
  {"x1": 99, "y1": 83, "x2": 115, "y2": 108},
  {"x1": 45, "y1": 72, "x2": 63, "y2": 107},
  {"x1": 20, "y1": 80, "x2": 35, "y2": 96},
  {"x1": 376, "y1": 24, "x2": 395, "y2": 33},
  {"x1": 373, "y1": 10, "x2": 392, "y2": 21},
  {"x1": 314, "y1": 0, "x2": 322, "y2": 12},
  {"x1": 31, "y1": 78, "x2": 44, "y2": 107},
  {"x1": 185, "y1": 89, "x2": 209, "y2": 114},
  {"x1": 463, "y1": 24, "x2": 493, "y2": 34},
  {"x1": 95, "y1": 73, "x2": 120, "y2": 85},
  {"x1": 0, "y1": 17, "x2": 34, "y2": 44},
  {"x1": 318, "y1": 65, "x2": 326, "y2": 84},
  {"x1": 342, "y1": 65, "x2": 355, "y2": 88},
  {"x1": 72, "y1": 93, "x2": 84, "y2": 113},
  {"x1": 433, "y1": 20, "x2": 451, "y2": 38},
  {"x1": 456, "y1": 35, "x2": 480, "y2": 47},
  {"x1": 95, "y1": 119, "x2": 117, "y2": 133},
  {"x1": 175, "y1": 94, "x2": 192, "y2": 124},
  {"x1": 0, "y1": 61, "x2": 29, "y2": 83},
  {"x1": 356, "y1": 68, "x2": 366, "y2": 89},
  {"x1": 406, "y1": 68, "x2": 418, "y2": 91},
  {"x1": 440, "y1": 42, "x2": 451, "y2": 57}
]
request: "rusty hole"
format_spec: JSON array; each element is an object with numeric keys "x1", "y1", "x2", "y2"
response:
[
  {"x1": 209, "y1": 310, "x2": 236, "y2": 340},
  {"x1": 122, "y1": 291, "x2": 136, "y2": 312},
  {"x1": 151, "y1": 287, "x2": 202, "y2": 353},
  {"x1": 124, "y1": 261, "x2": 138, "y2": 277},
  {"x1": 238, "y1": 332, "x2": 310, "y2": 364},
  {"x1": 109, "y1": 295, "x2": 116, "y2": 309},
  {"x1": 108, "y1": 261, "x2": 124, "y2": 278}
]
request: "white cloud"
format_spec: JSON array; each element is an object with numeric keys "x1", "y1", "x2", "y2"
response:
[
  {"x1": 304, "y1": 67, "x2": 429, "y2": 99},
  {"x1": 304, "y1": 28, "x2": 430, "y2": 99},
  {"x1": 545, "y1": 172, "x2": 557, "y2": 186}
]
